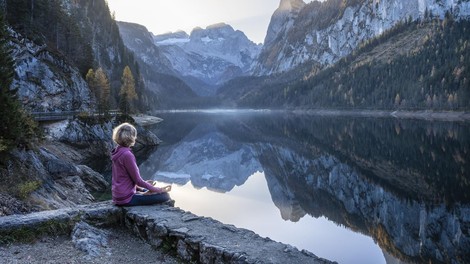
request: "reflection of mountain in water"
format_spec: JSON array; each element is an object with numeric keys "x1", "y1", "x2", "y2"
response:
[
  {"x1": 259, "y1": 144, "x2": 469, "y2": 263},
  {"x1": 139, "y1": 123, "x2": 261, "y2": 192},
  {"x1": 240, "y1": 115, "x2": 470, "y2": 264},
  {"x1": 141, "y1": 113, "x2": 470, "y2": 263}
]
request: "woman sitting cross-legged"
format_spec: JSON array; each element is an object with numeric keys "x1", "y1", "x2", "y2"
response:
[{"x1": 111, "y1": 122, "x2": 171, "y2": 206}]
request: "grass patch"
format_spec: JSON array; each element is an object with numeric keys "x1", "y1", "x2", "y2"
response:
[
  {"x1": 17, "y1": 180, "x2": 42, "y2": 200},
  {"x1": 0, "y1": 219, "x2": 74, "y2": 245}
]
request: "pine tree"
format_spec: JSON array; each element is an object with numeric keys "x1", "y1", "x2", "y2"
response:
[
  {"x1": 119, "y1": 66, "x2": 137, "y2": 114},
  {"x1": 0, "y1": 12, "x2": 36, "y2": 155}
]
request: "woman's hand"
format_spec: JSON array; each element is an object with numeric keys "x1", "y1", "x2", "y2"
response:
[{"x1": 143, "y1": 185, "x2": 172, "y2": 195}]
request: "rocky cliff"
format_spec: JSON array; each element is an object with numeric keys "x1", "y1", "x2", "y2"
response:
[
  {"x1": 9, "y1": 28, "x2": 93, "y2": 112},
  {"x1": 0, "y1": 116, "x2": 160, "y2": 216},
  {"x1": 255, "y1": 0, "x2": 470, "y2": 75},
  {"x1": 116, "y1": 22, "x2": 175, "y2": 76}
]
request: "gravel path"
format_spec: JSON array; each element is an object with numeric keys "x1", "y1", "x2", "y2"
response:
[{"x1": 0, "y1": 227, "x2": 181, "y2": 264}]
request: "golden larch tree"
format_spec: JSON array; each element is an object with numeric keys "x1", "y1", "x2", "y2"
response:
[{"x1": 119, "y1": 66, "x2": 137, "y2": 114}]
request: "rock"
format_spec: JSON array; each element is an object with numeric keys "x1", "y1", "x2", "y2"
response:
[
  {"x1": 1, "y1": 147, "x2": 106, "y2": 212},
  {"x1": 58, "y1": 117, "x2": 161, "y2": 159},
  {"x1": 134, "y1": 124, "x2": 162, "y2": 150},
  {"x1": 123, "y1": 206, "x2": 334, "y2": 264},
  {"x1": 0, "y1": 194, "x2": 32, "y2": 216},
  {"x1": 44, "y1": 156, "x2": 79, "y2": 180},
  {"x1": 71, "y1": 221, "x2": 109, "y2": 257},
  {"x1": 76, "y1": 165, "x2": 109, "y2": 192},
  {"x1": 0, "y1": 201, "x2": 120, "y2": 243},
  {"x1": 60, "y1": 119, "x2": 114, "y2": 159}
]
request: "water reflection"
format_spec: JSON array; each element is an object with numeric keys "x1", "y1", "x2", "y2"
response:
[
  {"x1": 139, "y1": 112, "x2": 470, "y2": 264},
  {"x1": 139, "y1": 123, "x2": 261, "y2": 192}
]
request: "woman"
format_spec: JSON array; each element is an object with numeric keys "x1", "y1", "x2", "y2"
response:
[{"x1": 111, "y1": 122, "x2": 171, "y2": 206}]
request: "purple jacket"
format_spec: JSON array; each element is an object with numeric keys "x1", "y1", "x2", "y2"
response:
[{"x1": 111, "y1": 146, "x2": 161, "y2": 205}]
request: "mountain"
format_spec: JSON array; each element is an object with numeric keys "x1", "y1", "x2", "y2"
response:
[
  {"x1": 219, "y1": 0, "x2": 470, "y2": 110},
  {"x1": 264, "y1": 0, "x2": 306, "y2": 51},
  {"x1": 116, "y1": 21, "x2": 198, "y2": 108},
  {"x1": 254, "y1": 0, "x2": 470, "y2": 75},
  {"x1": 119, "y1": 22, "x2": 261, "y2": 97},
  {"x1": 117, "y1": 22, "x2": 175, "y2": 76},
  {"x1": 226, "y1": 18, "x2": 470, "y2": 110},
  {"x1": 154, "y1": 23, "x2": 262, "y2": 95}
]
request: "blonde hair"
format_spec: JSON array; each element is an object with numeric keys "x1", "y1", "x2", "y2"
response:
[{"x1": 113, "y1": 123, "x2": 137, "y2": 147}]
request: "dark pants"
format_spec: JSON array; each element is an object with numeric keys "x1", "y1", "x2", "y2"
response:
[{"x1": 124, "y1": 192, "x2": 171, "y2": 206}]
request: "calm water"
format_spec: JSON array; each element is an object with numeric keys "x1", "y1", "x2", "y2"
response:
[{"x1": 134, "y1": 111, "x2": 470, "y2": 264}]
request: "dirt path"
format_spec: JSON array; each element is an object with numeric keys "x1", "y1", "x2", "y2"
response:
[{"x1": 0, "y1": 227, "x2": 181, "y2": 264}]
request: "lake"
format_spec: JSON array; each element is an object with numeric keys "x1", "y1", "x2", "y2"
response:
[{"x1": 134, "y1": 110, "x2": 470, "y2": 264}]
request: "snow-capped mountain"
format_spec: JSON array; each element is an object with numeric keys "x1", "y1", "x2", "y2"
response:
[
  {"x1": 154, "y1": 23, "x2": 262, "y2": 95},
  {"x1": 254, "y1": 0, "x2": 470, "y2": 75}
]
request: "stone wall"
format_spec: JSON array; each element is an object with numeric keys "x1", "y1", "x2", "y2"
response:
[{"x1": 0, "y1": 201, "x2": 335, "y2": 264}]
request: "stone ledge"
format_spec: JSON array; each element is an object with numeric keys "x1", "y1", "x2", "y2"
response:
[
  {"x1": 0, "y1": 202, "x2": 335, "y2": 264},
  {"x1": 0, "y1": 201, "x2": 120, "y2": 243},
  {"x1": 123, "y1": 205, "x2": 334, "y2": 263}
]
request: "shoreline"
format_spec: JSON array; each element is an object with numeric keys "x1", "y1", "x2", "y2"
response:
[
  {"x1": 151, "y1": 108, "x2": 470, "y2": 122},
  {"x1": 298, "y1": 109, "x2": 470, "y2": 122},
  {"x1": 0, "y1": 201, "x2": 334, "y2": 264},
  {"x1": 131, "y1": 114, "x2": 163, "y2": 126}
]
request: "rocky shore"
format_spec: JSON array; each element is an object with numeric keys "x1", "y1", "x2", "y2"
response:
[
  {"x1": 0, "y1": 115, "x2": 161, "y2": 216},
  {"x1": 0, "y1": 201, "x2": 334, "y2": 264},
  {"x1": 0, "y1": 115, "x2": 173, "y2": 262}
]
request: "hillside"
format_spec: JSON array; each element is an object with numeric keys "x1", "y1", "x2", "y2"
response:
[{"x1": 221, "y1": 18, "x2": 470, "y2": 110}]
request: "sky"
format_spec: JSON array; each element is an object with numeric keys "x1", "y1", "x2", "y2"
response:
[{"x1": 106, "y1": 0, "x2": 315, "y2": 44}]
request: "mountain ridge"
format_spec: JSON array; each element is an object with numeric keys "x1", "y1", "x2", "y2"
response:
[{"x1": 255, "y1": 0, "x2": 470, "y2": 75}]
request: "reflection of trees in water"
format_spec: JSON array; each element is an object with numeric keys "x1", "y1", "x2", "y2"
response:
[
  {"x1": 219, "y1": 114, "x2": 470, "y2": 204},
  {"x1": 147, "y1": 111, "x2": 469, "y2": 204}
]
